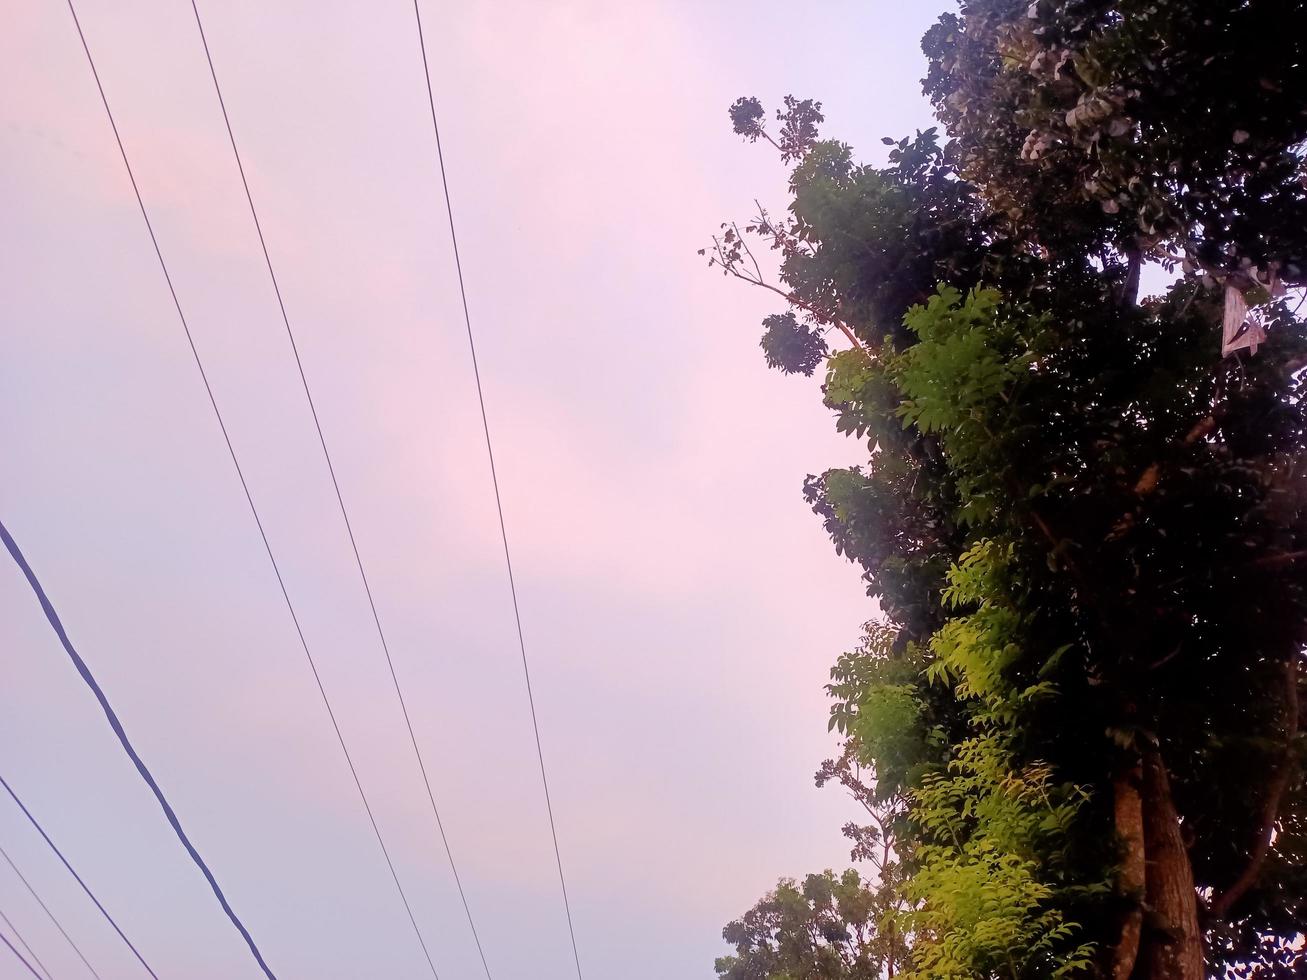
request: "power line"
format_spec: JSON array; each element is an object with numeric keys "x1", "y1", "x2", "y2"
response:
[
  {"x1": 410, "y1": 4, "x2": 584, "y2": 977},
  {"x1": 59, "y1": 4, "x2": 439, "y2": 976},
  {"x1": 1, "y1": 844, "x2": 98, "y2": 979},
  {"x1": 185, "y1": 4, "x2": 492, "y2": 976},
  {"x1": 0, "y1": 905, "x2": 52, "y2": 980},
  {"x1": 2, "y1": 513, "x2": 270, "y2": 977},
  {"x1": 0, "y1": 926, "x2": 44, "y2": 980},
  {"x1": 0, "y1": 775, "x2": 156, "y2": 980}
]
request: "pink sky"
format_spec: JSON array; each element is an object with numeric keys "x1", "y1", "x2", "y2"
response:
[{"x1": 1, "y1": 2, "x2": 945, "y2": 976}]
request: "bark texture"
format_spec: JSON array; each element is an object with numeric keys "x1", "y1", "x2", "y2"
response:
[
  {"x1": 1137, "y1": 747, "x2": 1204, "y2": 980},
  {"x1": 1111, "y1": 761, "x2": 1145, "y2": 980}
]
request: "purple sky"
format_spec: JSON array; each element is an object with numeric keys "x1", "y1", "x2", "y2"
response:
[{"x1": 1, "y1": 2, "x2": 945, "y2": 977}]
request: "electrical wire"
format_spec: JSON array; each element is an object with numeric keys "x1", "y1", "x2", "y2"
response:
[
  {"x1": 0, "y1": 775, "x2": 156, "y2": 979},
  {"x1": 0, "y1": 905, "x2": 51, "y2": 980},
  {"x1": 2, "y1": 514, "x2": 267, "y2": 977},
  {"x1": 1, "y1": 844, "x2": 97, "y2": 979},
  {"x1": 185, "y1": 3, "x2": 490, "y2": 975},
  {"x1": 410, "y1": 4, "x2": 584, "y2": 976},
  {"x1": 0, "y1": 926, "x2": 44, "y2": 980},
  {"x1": 59, "y1": 3, "x2": 439, "y2": 976}
]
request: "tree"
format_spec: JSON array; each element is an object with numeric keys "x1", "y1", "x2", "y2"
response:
[
  {"x1": 706, "y1": 3, "x2": 1307, "y2": 977},
  {"x1": 715, "y1": 870, "x2": 907, "y2": 980}
]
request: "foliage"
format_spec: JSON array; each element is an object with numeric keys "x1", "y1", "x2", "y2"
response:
[
  {"x1": 715, "y1": 869, "x2": 907, "y2": 980},
  {"x1": 827, "y1": 624, "x2": 941, "y2": 803},
  {"x1": 706, "y1": 4, "x2": 1307, "y2": 976},
  {"x1": 730, "y1": 95, "x2": 828, "y2": 164},
  {"x1": 761, "y1": 311, "x2": 828, "y2": 376},
  {"x1": 921, "y1": 0, "x2": 1307, "y2": 278},
  {"x1": 903, "y1": 735, "x2": 1097, "y2": 980}
]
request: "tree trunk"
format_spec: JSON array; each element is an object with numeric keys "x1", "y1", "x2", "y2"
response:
[
  {"x1": 1111, "y1": 761, "x2": 1145, "y2": 980},
  {"x1": 1136, "y1": 746, "x2": 1204, "y2": 980}
]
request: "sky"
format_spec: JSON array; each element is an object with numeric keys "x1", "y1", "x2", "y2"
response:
[{"x1": 0, "y1": 2, "x2": 948, "y2": 977}]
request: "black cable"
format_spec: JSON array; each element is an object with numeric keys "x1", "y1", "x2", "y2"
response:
[
  {"x1": 2, "y1": 515, "x2": 267, "y2": 977},
  {"x1": 1, "y1": 844, "x2": 97, "y2": 979},
  {"x1": 58, "y1": 5, "x2": 438, "y2": 976},
  {"x1": 185, "y1": 4, "x2": 490, "y2": 976},
  {"x1": 0, "y1": 775, "x2": 156, "y2": 979},
  {"x1": 0, "y1": 905, "x2": 51, "y2": 980},
  {"x1": 410, "y1": 4, "x2": 584, "y2": 976},
  {"x1": 0, "y1": 927, "x2": 43, "y2": 980}
]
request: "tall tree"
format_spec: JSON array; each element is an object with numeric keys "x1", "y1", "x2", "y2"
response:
[{"x1": 707, "y1": 3, "x2": 1307, "y2": 977}]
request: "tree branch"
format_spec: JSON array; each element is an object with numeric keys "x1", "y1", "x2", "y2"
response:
[
  {"x1": 717, "y1": 254, "x2": 867, "y2": 354},
  {"x1": 1246, "y1": 549, "x2": 1307, "y2": 570},
  {"x1": 1209, "y1": 656, "x2": 1301, "y2": 919},
  {"x1": 1120, "y1": 246, "x2": 1142, "y2": 308},
  {"x1": 733, "y1": 222, "x2": 764, "y2": 284}
]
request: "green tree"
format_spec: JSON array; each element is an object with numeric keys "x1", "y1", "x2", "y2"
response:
[
  {"x1": 707, "y1": 3, "x2": 1307, "y2": 977},
  {"x1": 715, "y1": 870, "x2": 907, "y2": 980}
]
